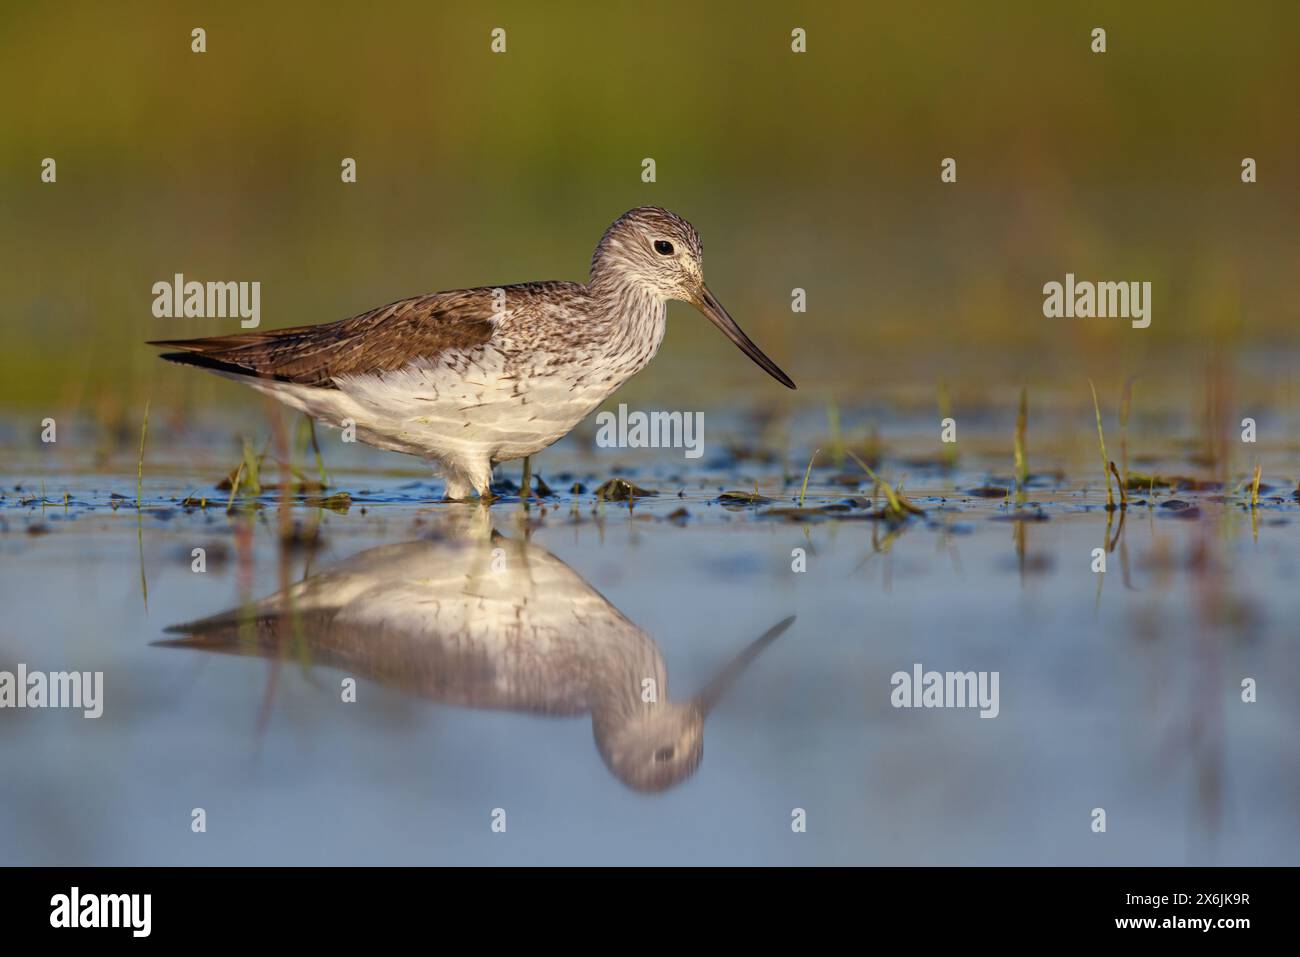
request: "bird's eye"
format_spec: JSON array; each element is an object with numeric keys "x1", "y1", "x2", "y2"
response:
[
  {"x1": 653, "y1": 746, "x2": 675, "y2": 762},
  {"x1": 653, "y1": 240, "x2": 674, "y2": 256}
]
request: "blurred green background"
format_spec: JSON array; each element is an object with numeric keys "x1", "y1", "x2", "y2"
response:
[{"x1": 2, "y1": 0, "x2": 1298, "y2": 424}]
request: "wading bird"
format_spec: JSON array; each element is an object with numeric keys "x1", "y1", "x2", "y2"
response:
[{"x1": 151, "y1": 207, "x2": 795, "y2": 500}]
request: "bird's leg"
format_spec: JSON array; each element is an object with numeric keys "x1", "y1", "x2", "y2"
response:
[
  {"x1": 521, "y1": 456, "x2": 532, "y2": 501},
  {"x1": 469, "y1": 460, "x2": 496, "y2": 504},
  {"x1": 442, "y1": 474, "x2": 475, "y2": 502},
  {"x1": 442, "y1": 457, "x2": 495, "y2": 502}
]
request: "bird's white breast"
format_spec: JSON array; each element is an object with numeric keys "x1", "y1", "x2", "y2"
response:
[{"x1": 243, "y1": 294, "x2": 666, "y2": 471}]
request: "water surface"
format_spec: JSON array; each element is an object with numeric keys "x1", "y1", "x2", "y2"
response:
[{"x1": 2, "y1": 410, "x2": 1297, "y2": 865}]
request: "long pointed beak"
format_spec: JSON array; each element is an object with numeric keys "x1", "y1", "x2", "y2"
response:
[
  {"x1": 693, "y1": 286, "x2": 796, "y2": 390},
  {"x1": 694, "y1": 615, "x2": 796, "y2": 716}
]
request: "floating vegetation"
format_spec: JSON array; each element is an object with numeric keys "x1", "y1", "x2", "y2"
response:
[
  {"x1": 217, "y1": 439, "x2": 264, "y2": 495},
  {"x1": 846, "y1": 450, "x2": 924, "y2": 522},
  {"x1": 1156, "y1": 498, "x2": 1201, "y2": 519},
  {"x1": 136, "y1": 399, "x2": 150, "y2": 510},
  {"x1": 594, "y1": 478, "x2": 657, "y2": 502},
  {"x1": 967, "y1": 485, "x2": 1010, "y2": 498},
  {"x1": 761, "y1": 503, "x2": 875, "y2": 523},
  {"x1": 1088, "y1": 378, "x2": 1115, "y2": 510},
  {"x1": 1125, "y1": 472, "x2": 1224, "y2": 493},
  {"x1": 136, "y1": 399, "x2": 151, "y2": 611},
  {"x1": 240, "y1": 438, "x2": 262, "y2": 495},
  {"x1": 295, "y1": 416, "x2": 331, "y2": 490},
  {"x1": 1108, "y1": 461, "x2": 1129, "y2": 509},
  {"x1": 798, "y1": 448, "x2": 819, "y2": 507},
  {"x1": 717, "y1": 489, "x2": 775, "y2": 507},
  {"x1": 1126, "y1": 471, "x2": 1172, "y2": 491},
  {"x1": 301, "y1": 491, "x2": 352, "y2": 513},
  {"x1": 1119, "y1": 376, "x2": 1136, "y2": 488},
  {"x1": 1014, "y1": 386, "x2": 1028, "y2": 501},
  {"x1": 225, "y1": 460, "x2": 247, "y2": 512}
]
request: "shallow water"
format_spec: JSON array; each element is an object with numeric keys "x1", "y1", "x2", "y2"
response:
[{"x1": 2, "y1": 411, "x2": 1298, "y2": 865}]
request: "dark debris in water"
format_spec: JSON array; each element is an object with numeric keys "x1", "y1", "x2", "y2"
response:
[
  {"x1": 967, "y1": 486, "x2": 1010, "y2": 498},
  {"x1": 760, "y1": 506, "x2": 843, "y2": 522},
  {"x1": 760, "y1": 497, "x2": 915, "y2": 524},
  {"x1": 594, "y1": 478, "x2": 657, "y2": 502},
  {"x1": 1157, "y1": 498, "x2": 1202, "y2": 519},
  {"x1": 301, "y1": 491, "x2": 352, "y2": 513},
  {"x1": 717, "y1": 490, "x2": 776, "y2": 508},
  {"x1": 990, "y1": 508, "x2": 1050, "y2": 522},
  {"x1": 1125, "y1": 473, "x2": 1225, "y2": 492}
]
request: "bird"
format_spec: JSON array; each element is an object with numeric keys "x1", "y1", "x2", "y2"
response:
[
  {"x1": 150, "y1": 206, "x2": 796, "y2": 500},
  {"x1": 154, "y1": 511, "x2": 796, "y2": 792}
]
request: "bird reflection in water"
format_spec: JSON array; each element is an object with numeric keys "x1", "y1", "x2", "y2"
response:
[{"x1": 157, "y1": 512, "x2": 794, "y2": 792}]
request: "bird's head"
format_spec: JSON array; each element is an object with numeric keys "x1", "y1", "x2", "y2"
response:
[
  {"x1": 591, "y1": 206, "x2": 796, "y2": 389},
  {"x1": 594, "y1": 701, "x2": 706, "y2": 794},
  {"x1": 593, "y1": 616, "x2": 797, "y2": 793}
]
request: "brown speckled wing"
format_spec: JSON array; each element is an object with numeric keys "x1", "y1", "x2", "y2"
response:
[{"x1": 149, "y1": 290, "x2": 500, "y2": 387}]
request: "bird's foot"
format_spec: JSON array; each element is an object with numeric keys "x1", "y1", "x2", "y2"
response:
[
  {"x1": 438, "y1": 487, "x2": 496, "y2": 505},
  {"x1": 441, "y1": 479, "x2": 475, "y2": 502}
]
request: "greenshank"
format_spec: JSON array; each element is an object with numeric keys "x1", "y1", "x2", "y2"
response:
[{"x1": 151, "y1": 206, "x2": 795, "y2": 499}]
